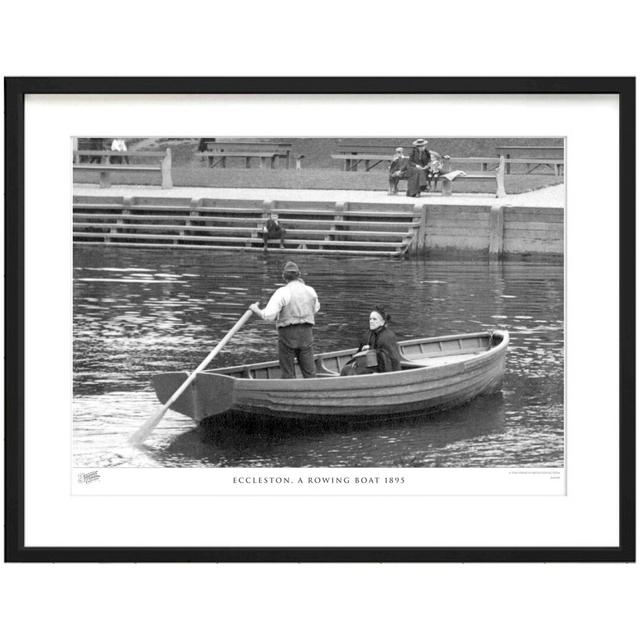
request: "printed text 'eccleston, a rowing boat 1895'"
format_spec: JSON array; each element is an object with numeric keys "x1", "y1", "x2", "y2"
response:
[{"x1": 152, "y1": 330, "x2": 509, "y2": 428}]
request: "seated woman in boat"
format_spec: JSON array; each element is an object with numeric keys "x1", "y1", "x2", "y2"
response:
[{"x1": 340, "y1": 307, "x2": 402, "y2": 375}]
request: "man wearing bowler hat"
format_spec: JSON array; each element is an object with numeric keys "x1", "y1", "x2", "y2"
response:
[{"x1": 250, "y1": 261, "x2": 320, "y2": 379}]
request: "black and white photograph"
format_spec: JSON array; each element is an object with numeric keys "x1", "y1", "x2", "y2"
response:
[
  {"x1": 72, "y1": 135, "x2": 565, "y2": 474},
  {"x1": 6, "y1": 78, "x2": 632, "y2": 563}
]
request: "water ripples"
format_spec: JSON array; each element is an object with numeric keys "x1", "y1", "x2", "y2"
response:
[{"x1": 73, "y1": 247, "x2": 564, "y2": 468}]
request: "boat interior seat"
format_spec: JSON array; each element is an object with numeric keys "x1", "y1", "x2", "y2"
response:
[
  {"x1": 400, "y1": 360, "x2": 429, "y2": 369},
  {"x1": 406, "y1": 352, "x2": 481, "y2": 367}
]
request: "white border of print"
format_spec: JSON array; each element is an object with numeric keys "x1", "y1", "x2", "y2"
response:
[{"x1": 24, "y1": 93, "x2": 617, "y2": 548}]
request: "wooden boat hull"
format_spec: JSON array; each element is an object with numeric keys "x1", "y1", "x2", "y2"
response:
[{"x1": 152, "y1": 330, "x2": 509, "y2": 426}]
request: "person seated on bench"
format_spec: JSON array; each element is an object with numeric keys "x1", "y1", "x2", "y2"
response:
[
  {"x1": 340, "y1": 306, "x2": 402, "y2": 375},
  {"x1": 426, "y1": 151, "x2": 444, "y2": 193},
  {"x1": 110, "y1": 138, "x2": 129, "y2": 164},
  {"x1": 388, "y1": 147, "x2": 410, "y2": 195},
  {"x1": 261, "y1": 212, "x2": 286, "y2": 252},
  {"x1": 406, "y1": 138, "x2": 432, "y2": 197}
]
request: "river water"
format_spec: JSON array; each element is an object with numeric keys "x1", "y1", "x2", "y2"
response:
[{"x1": 73, "y1": 246, "x2": 564, "y2": 468}]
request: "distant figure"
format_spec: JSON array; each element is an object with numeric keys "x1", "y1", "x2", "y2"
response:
[
  {"x1": 388, "y1": 147, "x2": 410, "y2": 195},
  {"x1": 406, "y1": 138, "x2": 432, "y2": 197},
  {"x1": 197, "y1": 138, "x2": 215, "y2": 165},
  {"x1": 340, "y1": 307, "x2": 402, "y2": 375},
  {"x1": 261, "y1": 212, "x2": 286, "y2": 251},
  {"x1": 250, "y1": 261, "x2": 320, "y2": 379},
  {"x1": 110, "y1": 138, "x2": 129, "y2": 164}
]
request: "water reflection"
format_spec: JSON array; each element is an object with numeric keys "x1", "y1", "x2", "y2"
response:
[
  {"x1": 156, "y1": 393, "x2": 507, "y2": 468},
  {"x1": 73, "y1": 247, "x2": 564, "y2": 468}
]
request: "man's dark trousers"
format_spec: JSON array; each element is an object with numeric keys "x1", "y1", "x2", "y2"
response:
[{"x1": 278, "y1": 324, "x2": 316, "y2": 378}]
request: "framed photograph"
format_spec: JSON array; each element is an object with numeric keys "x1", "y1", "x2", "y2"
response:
[{"x1": 4, "y1": 77, "x2": 635, "y2": 562}]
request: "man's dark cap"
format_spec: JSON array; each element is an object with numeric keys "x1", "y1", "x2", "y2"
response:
[{"x1": 283, "y1": 261, "x2": 300, "y2": 274}]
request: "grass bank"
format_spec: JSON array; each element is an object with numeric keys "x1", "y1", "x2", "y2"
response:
[
  {"x1": 134, "y1": 136, "x2": 564, "y2": 170},
  {"x1": 74, "y1": 166, "x2": 563, "y2": 194},
  {"x1": 75, "y1": 137, "x2": 564, "y2": 194}
]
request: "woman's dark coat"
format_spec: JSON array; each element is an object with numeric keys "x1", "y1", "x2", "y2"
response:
[
  {"x1": 359, "y1": 325, "x2": 402, "y2": 372},
  {"x1": 406, "y1": 146, "x2": 432, "y2": 196}
]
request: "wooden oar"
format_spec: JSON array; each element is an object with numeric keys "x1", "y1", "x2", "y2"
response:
[{"x1": 130, "y1": 308, "x2": 254, "y2": 445}]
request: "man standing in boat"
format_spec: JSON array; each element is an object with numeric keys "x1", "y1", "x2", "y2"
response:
[{"x1": 249, "y1": 261, "x2": 320, "y2": 379}]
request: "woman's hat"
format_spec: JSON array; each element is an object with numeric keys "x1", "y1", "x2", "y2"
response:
[
  {"x1": 412, "y1": 138, "x2": 428, "y2": 146},
  {"x1": 282, "y1": 261, "x2": 300, "y2": 274}
]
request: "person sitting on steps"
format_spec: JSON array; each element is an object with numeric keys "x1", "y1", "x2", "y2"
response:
[{"x1": 261, "y1": 212, "x2": 286, "y2": 252}]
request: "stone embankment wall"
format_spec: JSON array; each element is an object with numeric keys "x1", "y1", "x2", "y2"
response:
[
  {"x1": 417, "y1": 204, "x2": 563, "y2": 257},
  {"x1": 73, "y1": 195, "x2": 564, "y2": 258}
]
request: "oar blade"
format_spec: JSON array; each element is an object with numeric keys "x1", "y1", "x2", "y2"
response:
[
  {"x1": 131, "y1": 308, "x2": 254, "y2": 446},
  {"x1": 129, "y1": 405, "x2": 168, "y2": 446}
]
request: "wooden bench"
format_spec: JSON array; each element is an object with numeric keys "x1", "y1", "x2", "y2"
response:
[
  {"x1": 500, "y1": 157, "x2": 564, "y2": 175},
  {"x1": 196, "y1": 151, "x2": 279, "y2": 169},
  {"x1": 332, "y1": 152, "x2": 392, "y2": 172},
  {"x1": 334, "y1": 144, "x2": 565, "y2": 177},
  {"x1": 332, "y1": 150, "x2": 507, "y2": 197},
  {"x1": 333, "y1": 143, "x2": 400, "y2": 171},
  {"x1": 495, "y1": 145, "x2": 564, "y2": 175},
  {"x1": 199, "y1": 140, "x2": 293, "y2": 169},
  {"x1": 447, "y1": 155, "x2": 564, "y2": 177},
  {"x1": 73, "y1": 149, "x2": 172, "y2": 188},
  {"x1": 428, "y1": 156, "x2": 506, "y2": 197}
]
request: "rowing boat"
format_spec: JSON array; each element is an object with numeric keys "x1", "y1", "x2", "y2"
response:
[{"x1": 152, "y1": 330, "x2": 509, "y2": 428}]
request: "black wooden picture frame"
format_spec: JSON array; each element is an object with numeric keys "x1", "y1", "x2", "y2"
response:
[{"x1": 4, "y1": 76, "x2": 635, "y2": 562}]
